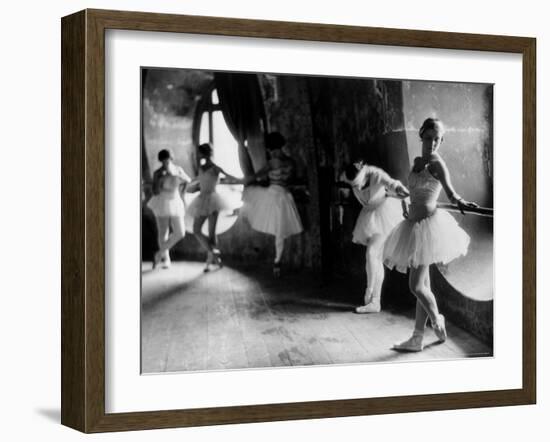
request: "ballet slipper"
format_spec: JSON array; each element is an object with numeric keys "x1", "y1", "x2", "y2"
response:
[
  {"x1": 432, "y1": 314, "x2": 447, "y2": 342},
  {"x1": 392, "y1": 333, "x2": 424, "y2": 352},
  {"x1": 354, "y1": 300, "x2": 381, "y2": 314},
  {"x1": 212, "y1": 248, "x2": 223, "y2": 268},
  {"x1": 203, "y1": 252, "x2": 213, "y2": 273},
  {"x1": 161, "y1": 254, "x2": 171, "y2": 269},
  {"x1": 153, "y1": 251, "x2": 163, "y2": 269},
  {"x1": 363, "y1": 288, "x2": 374, "y2": 305}
]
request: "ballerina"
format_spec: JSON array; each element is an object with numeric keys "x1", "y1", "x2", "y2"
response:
[
  {"x1": 241, "y1": 132, "x2": 303, "y2": 277},
  {"x1": 148, "y1": 149, "x2": 191, "y2": 269},
  {"x1": 187, "y1": 143, "x2": 241, "y2": 272},
  {"x1": 384, "y1": 118, "x2": 478, "y2": 351},
  {"x1": 340, "y1": 161, "x2": 409, "y2": 313}
]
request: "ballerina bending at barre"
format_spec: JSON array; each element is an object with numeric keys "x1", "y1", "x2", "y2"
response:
[
  {"x1": 383, "y1": 117, "x2": 479, "y2": 351},
  {"x1": 241, "y1": 132, "x2": 303, "y2": 277},
  {"x1": 187, "y1": 143, "x2": 241, "y2": 272},
  {"x1": 148, "y1": 149, "x2": 191, "y2": 269},
  {"x1": 340, "y1": 161, "x2": 409, "y2": 313}
]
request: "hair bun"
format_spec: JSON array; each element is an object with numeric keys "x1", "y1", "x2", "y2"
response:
[{"x1": 419, "y1": 118, "x2": 445, "y2": 138}]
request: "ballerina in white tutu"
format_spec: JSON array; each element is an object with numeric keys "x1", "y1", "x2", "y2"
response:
[
  {"x1": 241, "y1": 132, "x2": 303, "y2": 277},
  {"x1": 340, "y1": 161, "x2": 409, "y2": 313},
  {"x1": 188, "y1": 143, "x2": 240, "y2": 272},
  {"x1": 148, "y1": 149, "x2": 191, "y2": 269},
  {"x1": 384, "y1": 118, "x2": 478, "y2": 351}
]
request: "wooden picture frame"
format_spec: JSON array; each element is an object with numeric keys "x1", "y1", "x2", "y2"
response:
[{"x1": 61, "y1": 8, "x2": 536, "y2": 433}]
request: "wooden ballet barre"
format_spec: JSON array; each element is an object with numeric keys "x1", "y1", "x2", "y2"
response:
[
  {"x1": 384, "y1": 195, "x2": 494, "y2": 217},
  {"x1": 437, "y1": 203, "x2": 494, "y2": 217}
]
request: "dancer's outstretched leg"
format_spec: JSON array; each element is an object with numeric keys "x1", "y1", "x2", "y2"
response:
[
  {"x1": 157, "y1": 216, "x2": 184, "y2": 252},
  {"x1": 356, "y1": 234, "x2": 385, "y2": 313},
  {"x1": 154, "y1": 216, "x2": 170, "y2": 269},
  {"x1": 393, "y1": 272, "x2": 434, "y2": 351},
  {"x1": 393, "y1": 300, "x2": 429, "y2": 351},
  {"x1": 208, "y1": 211, "x2": 222, "y2": 267},
  {"x1": 273, "y1": 236, "x2": 285, "y2": 277},
  {"x1": 409, "y1": 265, "x2": 446, "y2": 341},
  {"x1": 193, "y1": 215, "x2": 215, "y2": 272}
]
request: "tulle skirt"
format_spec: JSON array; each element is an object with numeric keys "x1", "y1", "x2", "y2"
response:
[
  {"x1": 383, "y1": 209, "x2": 470, "y2": 273},
  {"x1": 241, "y1": 185, "x2": 303, "y2": 239},
  {"x1": 186, "y1": 191, "x2": 233, "y2": 218},
  {"x1": 352, "y1": 197, "x2": 403, "y2": 245},
  {"x1": 147, "y1": 193, "x2": 185, "y2": 218}
]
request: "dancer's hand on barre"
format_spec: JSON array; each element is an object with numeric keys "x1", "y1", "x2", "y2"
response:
[{"x1": 456, "y1": 198, "x2": 479, "y2": 215}]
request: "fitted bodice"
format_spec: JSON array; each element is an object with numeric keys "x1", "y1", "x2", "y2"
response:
[
  {"x1": 198, "y1": 167, "x2": 219, "y2": 194},
  {"x1": 267, "y1": 157, "x2": 292, "y2": 187},
  {"x1": 158, "y1": 164, "x2": 188, "y2": 197},
  {"x1": 408, "y1": 167, "x2": 442, "y2": 221}
]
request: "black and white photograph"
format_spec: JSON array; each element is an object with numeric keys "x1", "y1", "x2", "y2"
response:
[{"x1": 140, "y1": 68, "x2": 494, "y2": 374}]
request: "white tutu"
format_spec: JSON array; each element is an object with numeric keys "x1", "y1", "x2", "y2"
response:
[
  {"x1": 352, "y1": 197, "x2": 402, "y2": 245},
  {"x1": 186, "y1": 192, "x2": 233, "y2": 218},
  {"x1": 147, "y1": 193, "x2": 185, "y2": 218},
  {"x1": 240, "y1": 185, "x2": 263, "y2": 220},
  {"x1": 383, "y1": 209, "x2": 470, "y2": 273},
  {"x1": 241, "y1": 185, "x2": 303, "y2": 238}
]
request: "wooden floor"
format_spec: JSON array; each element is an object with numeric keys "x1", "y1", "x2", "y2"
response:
[{"x1": 141, "y1": 261, "x2": 492, "y2": 374}]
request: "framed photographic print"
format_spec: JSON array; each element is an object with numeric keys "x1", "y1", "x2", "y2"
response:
[{"x1": 61, "y1": 9, "x2": 536, "y2": 433}]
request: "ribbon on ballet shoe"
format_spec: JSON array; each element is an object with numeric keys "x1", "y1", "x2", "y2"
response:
[
  {"x1": 363, "y1": 288, "x2": 374, "y2": 305},
  {"x1": 432, "y1": 314, "x2": 447, "y2": 342}
]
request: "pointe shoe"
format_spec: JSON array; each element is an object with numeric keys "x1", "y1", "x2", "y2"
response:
[
  {"x1": 392, "y1": 334, "x2": 424, "y2": 352},
  {"x1": 273, "y1": 263, "x2": 281, "y2": 278},
  {"x1": 212, "y1": 248, "x2": 223, "y2": 268},
  {"x1": 432, "y1": 314, "x2": 447, "y2": 342},
  {"x1": 363, "y1": 288, "x2": 374, "y2": 305},
  {"x1": 161, "y1": 254, "x2": 171, "y2": 269},
  {"x1": 354, "y1": 300, "x2": 381, "y2": 314},
  {"x1": 203, "y1": 252, "x2": 213, "y2": 273},
  {"x1": 153, "y1": 251, "x2": 163, "y2": 269}
]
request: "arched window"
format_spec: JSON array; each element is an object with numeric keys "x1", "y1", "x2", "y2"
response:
[{"x1": 197, "y1": 88, "x2": 243, "y2": 178}]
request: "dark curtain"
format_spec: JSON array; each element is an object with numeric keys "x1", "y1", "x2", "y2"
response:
[{"x1": 214, "y1": 73, "x2": 267, "y2": 175}]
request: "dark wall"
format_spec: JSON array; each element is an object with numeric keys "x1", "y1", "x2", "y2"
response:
[
  {"x1": 261, "y1": 75, "x2": 322, "y2": 270},
  {"x1": 259, "y1": 75, "x2": 411, "y2": 284},
  {"x1": 304, "y1": 77, "x2": 410, "y2": 297}
]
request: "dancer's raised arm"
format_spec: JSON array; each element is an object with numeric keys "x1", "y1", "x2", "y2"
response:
[
  {"x1": 355, "y1": 165, "x2": 410, "y2": 199},
  {"x1": 211, "y1": 163, "x2": 244, "y2": 184},
  {"x1": 429, "y1": 154, "x2": 478, "y2": 213}
]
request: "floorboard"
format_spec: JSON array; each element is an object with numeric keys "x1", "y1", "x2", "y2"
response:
[{"x1": 141, "y1": 261, "x2": 492, "y2": 374}]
